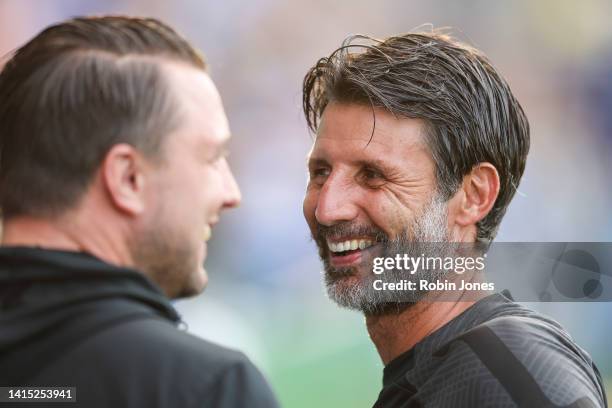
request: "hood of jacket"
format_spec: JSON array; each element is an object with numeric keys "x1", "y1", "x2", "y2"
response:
[{"x1": 0, "y1": 246, "x2": 181, "y2": 354}]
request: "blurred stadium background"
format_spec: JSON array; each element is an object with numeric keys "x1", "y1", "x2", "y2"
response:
[{"x1": 1, "y1": 0, "x2": 610, "y2": 406}]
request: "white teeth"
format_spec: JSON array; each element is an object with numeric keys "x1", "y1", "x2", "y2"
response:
[
  {"x1": 203, "y1": 225, "x2": 212, "y2": 242},
  {"x1": 327, "y1": 239, "x2": 374, "y2": 253}
]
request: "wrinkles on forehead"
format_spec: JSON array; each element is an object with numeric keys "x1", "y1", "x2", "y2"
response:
[
  {"x1": 309, "y1": 103, "x2": 432, "y2": 179},
  {"x1": 315, "y1": 102, "x2": 427, "y2": 147}
]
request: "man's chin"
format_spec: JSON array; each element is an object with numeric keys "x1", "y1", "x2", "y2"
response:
[
  {"x1": 324, "y1": 271, "x2": 414, "y2": 316},
  {"x1": 174, "y1": 267, "x2": 208, "y2": 299}
]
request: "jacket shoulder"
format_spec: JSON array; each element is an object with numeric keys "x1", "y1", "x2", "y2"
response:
[
  {"x1": 38, "y1": 316, "x2": 279, "y2": 408},
  {"x1": 434, "y1": 314, "x2": 606, "y2": 408}
]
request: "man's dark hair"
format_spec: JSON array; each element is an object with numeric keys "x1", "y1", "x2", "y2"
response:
[
  {"x1": 0, "y1": 16, "x2": 206, "y2": 218},
  {"x1": 302, "y1": 32, "x2": 530, "y2": 242}
]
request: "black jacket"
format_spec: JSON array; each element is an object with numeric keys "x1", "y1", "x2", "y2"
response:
[{"x1": 0, "y1": 247, "x2": 279, "y2": 408}]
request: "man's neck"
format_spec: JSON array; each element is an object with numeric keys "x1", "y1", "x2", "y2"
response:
[
  {"x1": 3, "y1": 217, "x2": 80, "y2": 250},
  {"x1": 365, "y1": 297, "x2": 480, "y2": 365},
  {"x1": 1, "y1": 214, "x2": 132, "y2": 268}
]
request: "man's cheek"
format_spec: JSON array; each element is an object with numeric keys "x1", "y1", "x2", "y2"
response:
[{"x1": 370, "y1": 206, "x2": 407, "y2": 240}]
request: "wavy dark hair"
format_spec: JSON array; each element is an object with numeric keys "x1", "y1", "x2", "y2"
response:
[{"x1": 302, "y1": 32, "x2": 530, "y2": 242}]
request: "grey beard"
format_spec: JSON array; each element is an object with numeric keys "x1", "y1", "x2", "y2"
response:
[{"x1": 322, "y1": 195, "x2": 451, "y2": 316}]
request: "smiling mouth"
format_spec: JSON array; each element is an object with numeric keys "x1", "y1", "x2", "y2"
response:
[
  {"x1": 326, "y1": 238, "x2": 376, "y2": 267},
  {"x1": 328, "y1": 238, "x2": 374, "y2": 253}
]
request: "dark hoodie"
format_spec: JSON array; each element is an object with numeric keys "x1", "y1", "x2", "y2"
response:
[{"x1": 0, "y1": 247, "x2": 279, "y2": 408}]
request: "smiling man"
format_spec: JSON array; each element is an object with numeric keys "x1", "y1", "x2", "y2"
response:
[
  {"x1": 0, "y1": 16, "x2": 278, "y2": 408},
  {"x1": 302, "y1": 33, "x2": 607, "y2": 407}
]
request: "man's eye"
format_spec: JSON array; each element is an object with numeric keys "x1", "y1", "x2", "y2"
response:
[
  {"x1": 360, "y1": 168, "x2": 386, "y2": 187},
  {"x1": 363, "y1": 168, "x2": 381, "y2": 179},
  {"x1": 310, "y1": 168, "x2": 330, "y2": 182},
  {"x1": 209, "y1": 149, "x2": 229, "y2": 165}
]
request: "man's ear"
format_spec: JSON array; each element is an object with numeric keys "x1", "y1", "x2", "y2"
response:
[
  {"x1": 100, "y1": 143, "x2": 148, "y2": 216},
  {"x1": 453, "y1": 162, "x2": 500, "y2": 227}
]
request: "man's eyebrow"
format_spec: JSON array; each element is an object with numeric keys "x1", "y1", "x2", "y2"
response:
[
  {"x1": 307, "y1": 157, "x2": 329, "y2": 168},
  {"x1": 307, "y1": 157, "x2": 398, "y2": 172},
  {"x1": 354, "y1": 158, "x2": 397, "y2": 174}
]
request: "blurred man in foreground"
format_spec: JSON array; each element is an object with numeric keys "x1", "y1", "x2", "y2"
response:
[
  {"x1": 302, "y1": 32, "x2": 607, "y2": 407},
  {"x1": 0, "y1": 16, "x2": 278, "y2": 408}
]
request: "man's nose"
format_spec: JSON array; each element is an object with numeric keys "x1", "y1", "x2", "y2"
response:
[
  {"x1": 315, "y1": 173, "x2": 358, "y2": 226},
  {"x1": 221, "y1": 159, "x2": 242, "y2": 209}
]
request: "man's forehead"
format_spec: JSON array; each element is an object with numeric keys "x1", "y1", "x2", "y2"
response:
[
  {"x1": 316, "y1": 103, "x2": 425, "y2": 143},
  {"x1": 162, "y1": 62, "x2": 230, "y2": 144},
  {"x1": 162, "y1": 61, "x2": 216, "y2": 98},
  {"x1": 310, "y1": 103, "x2": 427, "y2": 160}
]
